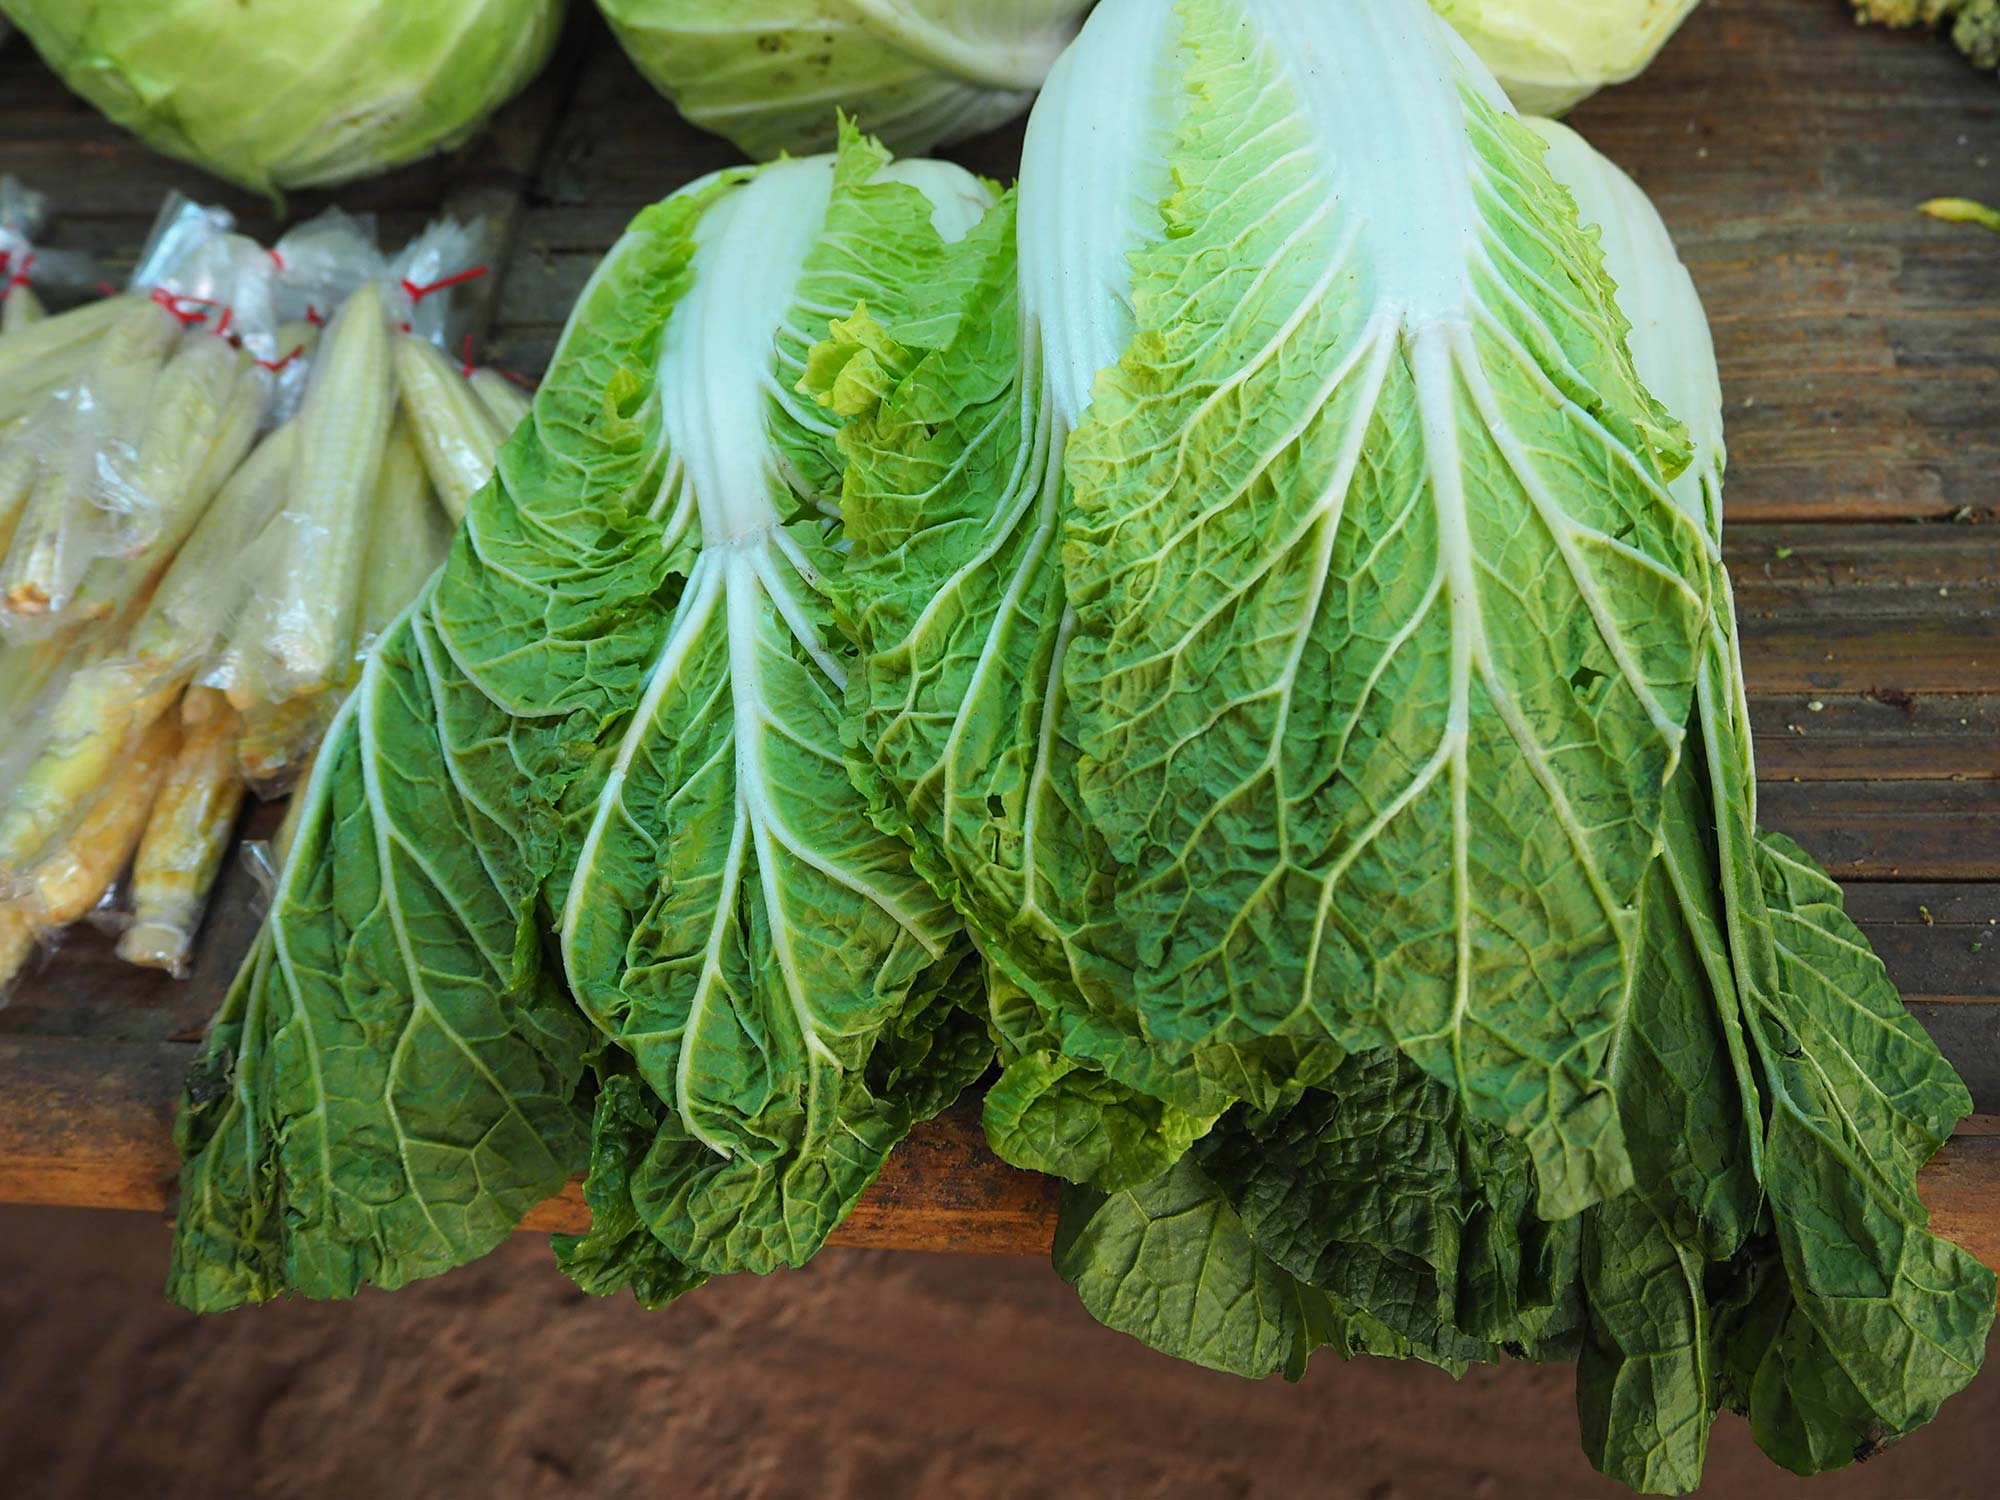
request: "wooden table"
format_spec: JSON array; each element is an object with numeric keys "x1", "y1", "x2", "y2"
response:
[{"x1": 0, "y1": 1, "x2": 1995, "y2": 1267}]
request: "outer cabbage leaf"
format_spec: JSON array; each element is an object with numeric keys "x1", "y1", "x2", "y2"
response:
[
  {"x1": 1, "y1": 0, "x2": 563, "y2": 195},
  {"x1": 1538, "y1": 117, "x2": 1993, "y2": 1490},
  {"x1": 171, "y1": 131, "x2": 999, "y2": 1308},
  {"x1": 820, "y1": 186, "x2": 1343, "y2": 1193},
  {"x1": 552, "y1": 1074, "x2": 710, "y2": 1310},
  {"x1": 1196, "y1": 1053, "x2": 1580, "y2": 1364},
  {"x1": 1429, "y1": 0, "x2": 1703, "y2": 114},
  {"x1": 596, "y1": 0, "x2": 1093, "y2": 160},
  {"x1": 167, "y1": 603, "x2": 598, "y2": 1313},
  {"x1": 1047, "y1": 0, "x2": 1707, "y2": 1220},
  {"x1": 1055, "y1": 1156, "x2": 1400, "y2": 1382},
  {"x1": 540, "y1": 135, "x2": 995, "y2": 1275}
]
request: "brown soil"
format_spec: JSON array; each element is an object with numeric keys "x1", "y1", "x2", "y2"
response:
[{"x1": 0, "y1": 1204, "x2": 1990, "y2": 1500}]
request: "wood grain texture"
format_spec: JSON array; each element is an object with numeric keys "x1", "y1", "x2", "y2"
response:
[{"x1": 1, "y1": 1035, "x2": 1988, "y2": 1270}]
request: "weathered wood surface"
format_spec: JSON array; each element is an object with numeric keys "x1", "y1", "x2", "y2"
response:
[
  {"x1": 0, "y1": 1036, "x2": 1066, "y2": 1256},
  {"x1": 0, "y1": 1034, "x2": 1986, "y2": 1269},
  {"x1": 0, "y1": 0, "x2": 1995, "y2": 1256}
]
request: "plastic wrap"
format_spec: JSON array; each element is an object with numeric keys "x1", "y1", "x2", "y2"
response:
[
  {"x1": 118, "y1": 688, "x2": 247, "y2": 976},
  {"x1": 0, "y1": 194, "x2": 281, "y2": 636},
  {"x1": 0, "y1": 712, "x2": 178, "y2": 989},
  {"x1": 0, "y1": 197, "x2": 526, "y2": 979}
]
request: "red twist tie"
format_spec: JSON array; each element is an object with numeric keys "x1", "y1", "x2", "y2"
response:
[
  {"x1": 268, "y1": 248, "x2": 287, "y2": 272},
  {"x1": 399, "y1": 264, "x2": 489, "y2": 307},
  {"x1": 212, "y1": 305, "x2": 236, "y2": 341},
  {"x1": 150, "y1": 287, "x2": 216, "y2": 326},
  {"x1": 96, "y1": 279, "x2": 120, "y2": 298},
  {"x1": 305, "y1": 305, "x2": 325, "y2": 327},
  {"x1": 255, "y1": 343, "x2": 306, "y2": 374},
  {"x1": 460, "y1": 333, "x2": 477, "y2": 378}
]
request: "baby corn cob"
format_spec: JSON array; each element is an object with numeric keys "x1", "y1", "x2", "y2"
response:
[
  {"x1": 118, "y1": 689, "x2": 245, "y2": 976},
  {"x1": 132, "y1": 422, "x2": 296, "y2": 676},
  {"x1": 395, "y1": 333, "x2": 504, "y2": 522},
  {"x1": 0, "y1": 651, "x2": 186, "y2": 882},
  {"x1": 236, "y1": 419, "x2": 433, "y2": 794},
  {"x1": 250, "y1": 280, "x2": 392, "y2": 699},
  {"x1": 0, "y1": 714, "x2": 179, "y2": 987},
  {"x1": 469, "y1": 367, "x2": 532, "y2": 436},
  {"x1": 0, "y1": 282, "x2": 45, "y2": 337},
  {"x1": 0, "y1": 293, "x2": 133, "y2": 423},
  {"x1": 69, "y1": 336, "x2": 260, "y2": 624},
  {"x1": 357, "y1": 416, "x2": 449, "y2": 649},
  {"x1": 236, "y1": 693, "x2": 335, "y2": 797},
  {"x1": 0, "y1": 431, "x2": 37, "y2": 557},
  {"x1": 0, "y1": 296, "x2": 182, "y2": 616}
]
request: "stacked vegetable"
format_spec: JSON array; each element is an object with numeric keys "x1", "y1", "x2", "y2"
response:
[
  {"x1": 0, "y1": 0, "x2": 566, "y2": 197},
  {"x1": 0, "y1": 195, "x2": 521, "y2": 986},
  {"x1": 161, "y1": 1, "x2": 1988, "y2": 1494}
]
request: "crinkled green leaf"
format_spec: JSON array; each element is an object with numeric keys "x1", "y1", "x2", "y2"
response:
[
  {"x1": 542, "y1": 135, "x2": 997, "y2": 1276},
  {"x1": 167, "y1": 603, "x2": 597, "y2": 1312},
  {"x1": 1194, "y1": 1052, "x2": 1576, "y2": 1365},
  {"x1": 1055, "y1": 1157, "x2": 1362, "y2": 1382},
  {"x1": 1054, "y1": 0, "x2": 1706, "y2": 1222},
  {"x1": 985, "y1": 1049, "x2": 1216, "y2": 1194},
  {"x1": 553, "y1": 1074, "x2": 709, "y2": 1310},
  {"x1": 173, "y1": 132, "x2": 1001, "y2": 1307}
]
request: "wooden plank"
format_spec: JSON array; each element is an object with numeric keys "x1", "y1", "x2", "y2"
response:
[
  {"x1": 1, "y1": 1036, "x2": 1992, "y2": 1271},
  {"x1": 0, "y1": 1037, "x2": 1060, "y2": 1255},
  {"x1": 1750, "y1": 694, "x2": 1997, "y2": 781},
  {"x1": 1846, "y1": 882, "x2": 2000, "y2": 1006},
  {"x1": 1566, "y1": 3, "x2": 2000, "y2": 524},
  {"x1": 1759, "y1": 779, "x2": 2000, "y2": 881}
]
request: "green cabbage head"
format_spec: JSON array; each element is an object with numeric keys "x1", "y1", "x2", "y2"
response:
[
  {"x1": 0, "y1": 0, "x2": 565, "y2": 196},
  {"x1": 1431, "y1": 0, "x2": 1701, "y2": 113},
  {"x1": 595, "y1": 0, "x2": 1095, "y2": 160}
]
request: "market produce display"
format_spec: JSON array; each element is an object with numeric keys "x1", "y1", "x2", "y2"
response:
[
  {"x1": 0, "y1": 0, "x2": 565, "y2": 196},
  {"x1": 0, "y1": 197, "x2": 518, "y2": 985},
  {"x1": 0, "y1": 1, "x2": 1987, "y2": 1496},
  {"x1": 595, "y1": 0, "x2": 1096, "y2": 159}
]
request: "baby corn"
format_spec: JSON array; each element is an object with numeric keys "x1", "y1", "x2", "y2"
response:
[
  {"x1": 469, "y1": 367, "x2": 532, "y2": 436},
  {"x1": 395, "y1": 333, "x2": 504, "y2": 522},
  {"x1": 0, "y1": 714, "x2": 179, "y2": 987},
  {"x1": 119, "y1": 689, "x2": 245, "y2": 976},
  {"x1": 249, "y1": 280, "x2": 392, "y2": 699}
]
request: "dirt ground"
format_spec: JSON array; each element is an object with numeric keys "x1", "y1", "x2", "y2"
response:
[{"x1": 0, "y1": 1204, "x2": 1991, "y2": 1500}]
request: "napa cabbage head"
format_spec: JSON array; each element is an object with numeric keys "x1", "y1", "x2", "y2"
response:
[
  {"x1": 1431, "y1": 0, "x2": 1702, "y2": 113},
  {"x1": 0, "y1": 0, "x2": 564, "y2": 196},
  {"x1": 594, "y1": 0, "x2": 1095, "y2": 159}
]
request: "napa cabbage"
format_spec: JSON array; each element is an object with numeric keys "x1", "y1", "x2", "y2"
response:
[
  {"x1": 168, "y1": 127, "x2": 997, "y2": 1311},
  {"x1": 822, "y1": 3, "x2": 1990, "y2": 1488},
  {"x1": 0, "y1": 0, "x2": 564, "y2": 196},
  {"x1": 1432, "y1": 0, "x2": 1704, "y2": 113},
  {"x1": 594, "y1": 0, "x2": 1095, "y2": 159}
]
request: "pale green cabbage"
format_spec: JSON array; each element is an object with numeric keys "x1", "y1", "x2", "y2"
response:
[
  {"x1": 819, "y1": 0, "x2": 1990, "y2": 1487},
  {"x1": 0, "y1": 0, "x2": 565, "y2": 195},
  {"x1": 167, "y1": 127, "x2": 997, "y2": 1312},
  {"x1": 595, "y1": 0, "x2": 1095, "y2": 160},
  {"x1": 1432, "y1": 0, "x2": 1702, "y2": 112}
]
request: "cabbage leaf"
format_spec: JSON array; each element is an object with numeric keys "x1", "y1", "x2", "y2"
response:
[{"x1": 169, "y1": 129, "x2": 999, "y2": 1310}]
